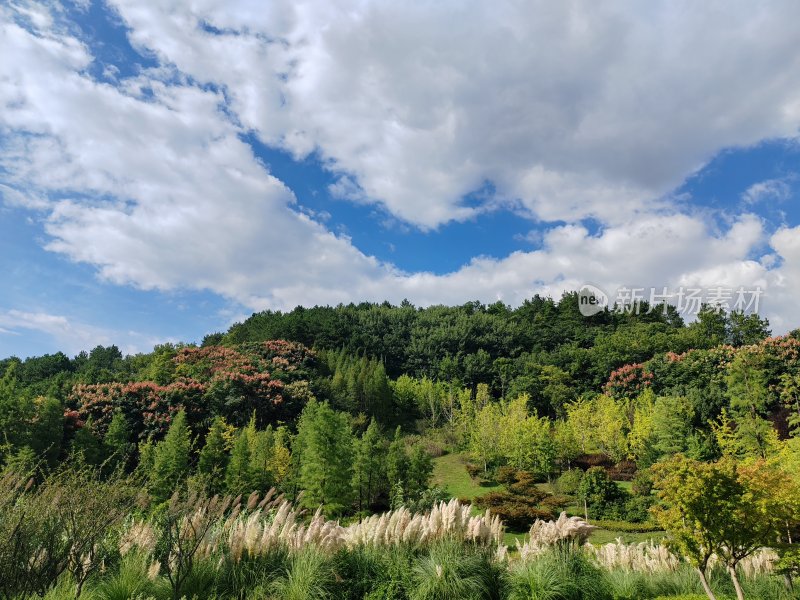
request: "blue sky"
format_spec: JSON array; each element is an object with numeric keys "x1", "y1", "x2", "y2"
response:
[{"x1": 1, "y1": 0, "x2": 799, "y2": 358}]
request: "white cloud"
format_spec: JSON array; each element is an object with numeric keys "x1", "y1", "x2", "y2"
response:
[
  {"x1": 108, "y1": 0, "x2": 800, "y2": 228},
  {"x1": 2, "y1": 0, "x2": 800, "y2": 356},
  {"x1": 742, "y1": 176, "x2": 794, "y2": 204},
  {"x1": 0, "y1": 309, "x2": 125, "y2": 355}
]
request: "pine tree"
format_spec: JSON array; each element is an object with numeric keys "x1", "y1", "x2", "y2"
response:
[
  {"x1": 386, "y1": 426, "x2": 407, "y2": 488},
  {"x1": 406, "y1": 444, "x2": 433, "y2": 499},
  {"x1": 197, "y1": 416, "x2": 229, "y2": 493},
  {"x1": 225, "y1": 429, "x2": 252, "y2": 495},
  {"x1": 294, "y1": 400, "x2": 354, "y2": 513},
  {"x1": 248, "y1": 424, "x2": 275, "y2": 492},
  {"x1": 149, "y1": 410, "x2": 191, "y2": 502},
  {"x1": 268, "y1": 425, "x2": 292, "y2": 485},
  {"x1": 71, "y1": 418, "x2": 106, "y2": 467},
  {"x1": 352, "y1": 418, "x2": 385, "y2": 511},
  {"x1": 365, "y1": 361, "x2": 393, "y2": 422},
  {"x1": 104, "y1": 411, "x2": 132, "y2": 471}
]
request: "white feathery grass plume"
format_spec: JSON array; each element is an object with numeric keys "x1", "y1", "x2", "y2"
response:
[
  {"x1": 588, "y1": 539, "x2": 680, "y2": 573},
  {"x1": 342, "y1": 500, "x2": 503, "y2": 548},
  {"x1": 147, "y1": 497, "x2": 504, "y2": 562},
  {"x1": 516, "y1": 512, "x2": 597, "y2": 561},
  {"x1": 119, "y1": 520, "x2": 157, "y2": 557},
  {"x1": 738, "y1": 549, "x2": 779, "y2": 578}
]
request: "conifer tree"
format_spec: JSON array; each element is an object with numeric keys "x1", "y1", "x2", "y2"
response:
[
  {"x1": 294, "y1": 399, "x2": 354, "y2": 513},
  {"x1": 248, "y1": 423, "x2": 274, "y2": 492},
  {"x1": 149, "y1": 410, "x2": 191, "y2": 502},
  {"x1": 352, "y1": 418, "x2": 384, "y2": 511},
  {"x1": 386, "y1": 426, "x2": 407, "y2": 488},
  {"x1": 104, "y1": 411, "x2": 132, "y2": 471},
  {"x1": 268, "y1": 425, "x2": 292, "y2": 485},
  {"x1": 406, "y1": 444, "x2": 433, "y2": 498},
  {"x1": 197, "y1": 416, "x2": 229, "y2": 493},
  {"x1": 225, "y1": 429, "x2": 252, "y2": 495}
]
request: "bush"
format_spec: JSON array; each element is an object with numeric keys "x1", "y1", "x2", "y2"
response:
[
  {"x1": 630, "y1": 469, "x2": 653, "y2": 497},
  {"x1": 554, "y1": 469, "x2": 584, "y2": 496},
  {"x1": 577, "y1": 467, "x2": 630, "y2": 521},
  {"x1": 474, "y1": 492, "x2": 553, "y2": 531},
  {"x1": 622, "y1": 496, "x2": 654, "y2": 523},
  {"x1": 465, "y1": 463, "x2": 482, "y2": 479},
  {"x1": 0, "y1": 468, "x2": 134, "y2": 599},
  {"x1": 507, "y1": 471, "x2": 545, "y2": 496},
  {"x1": 540, "y1": 494, "x2": 572, "y2": 512},
  {"x1": 496, "y1": 465, "x2": 518, "y2": 485}
]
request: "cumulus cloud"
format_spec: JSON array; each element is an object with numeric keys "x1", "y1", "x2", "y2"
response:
[
  {"x1": 1, "y1": 3, "x2": 387, "y2": 312},
  {"x1": 108, "y1": 0, "x2": 800, "y2": 227},
  {"x1": 2, "y1": 0, "x2": 800, "y2": 353}
]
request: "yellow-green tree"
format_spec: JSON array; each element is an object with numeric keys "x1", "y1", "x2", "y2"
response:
[
  {"x1": 498, "y1": 394, "x2": 555, "y2": 478},
  {"x1": 470, "y1": 401, "x2": 503, "y2": 472},
  {"x1": 652, "y1": 455, "x2": 795, "y2": 600}
]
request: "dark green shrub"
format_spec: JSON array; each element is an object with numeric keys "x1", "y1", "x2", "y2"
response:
[
  {"x1": 465, "y1": 463, "x2": 483, "y2": 479},
  {"x1": 474, "y1": 492, "x2": 553, "y2": 531},
  {"x1": 508, "y1": 472, "x2": 545, "y2": 496},
  {"x1": 554, "y1": 469, "x2": 584, "y2": 496},
  {"x1": 496, "y1": 465, "x2": 518, "y2": 485},
  {"x1": 577, "y1": 467, "x2": 629, "y2": 521}
]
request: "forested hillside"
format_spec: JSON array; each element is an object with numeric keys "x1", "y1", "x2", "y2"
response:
[{"x1": 2, "y1": 296, "x2": 800, "y2": 600}]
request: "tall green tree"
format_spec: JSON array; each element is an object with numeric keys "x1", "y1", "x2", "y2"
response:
[
  {"x1": 225, "y1": 429, "x2": 252, "y2": 495},
  {"x1": 149, "y1": 410, "x2": 192, "y2": 502},
  {"x1": 406, "y1": 444, "x2": 433, "y2": 499},
  {"x1": 30, "y1": 396, "x2": 64, "y2": 467},
  {"x1": 104, "y1": 411, "x2": 132, "y2": 471},
  {"x1": 386, "y1": 426, "x2": 407, "y2": 487},
  {"x1": 248, "y1": 422, "x2": 275, "y2": 492},
  {"x1": 726, "y1": 351, "x2": 773, "y2": 458},
  {"x1": 197, "y1": 416, "x2": 230, "y2": 493},
  {"x1": 652, "y1": 395, "x2": 694, "y2": 457},
  {"x1": 293, "y1": 400, "x2": 354, "y2": 513},
  {"x1": 71, "y1": 418, "x2": 106, "y2": 467},
  {"x1": 352, "y1": 418, "x2": 385, "y2": 511}
]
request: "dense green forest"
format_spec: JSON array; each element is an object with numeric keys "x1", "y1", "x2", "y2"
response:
[{"x1": 2, "y1": 295, "x2": 799, "y2": 600}]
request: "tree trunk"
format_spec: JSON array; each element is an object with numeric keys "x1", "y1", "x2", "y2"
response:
[
  {"x1": 697, "y1": 567, "x2": 718, "y2": 600},
  {"x1": 728, "y1": 564, "x2": 745, "y2": 600}
]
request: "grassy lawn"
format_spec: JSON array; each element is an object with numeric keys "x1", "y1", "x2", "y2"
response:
[
  {"x1": 432, "y1": 452, "x2": 503, "y2": 500},
  {"x1": 433, "y1": 453, "x2": 665, "y2": 548},
  {"x1": 588, "y1": 528, "x2": 665, "y2": 545}
]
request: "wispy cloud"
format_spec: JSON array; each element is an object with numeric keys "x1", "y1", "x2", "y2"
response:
[
  {"x1": 742, "y1": 176, "x2": 795, "y2": 204},
  {"x1": 0, "y1": 309, "x2": 173, "y2": 356}
]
